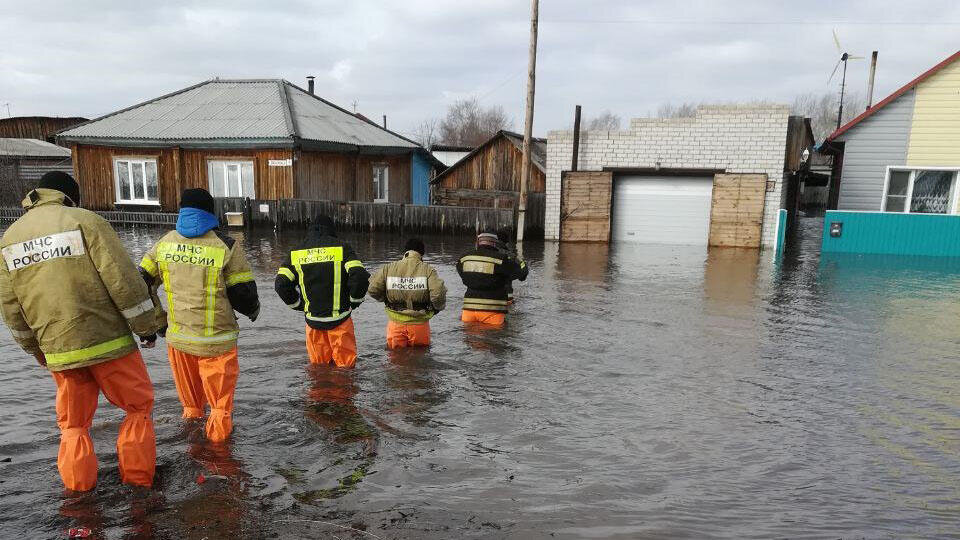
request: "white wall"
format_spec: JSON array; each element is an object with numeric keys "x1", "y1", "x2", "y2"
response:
[{"x1": 545, "y1": 105, "x2": 791, "y2": 248}]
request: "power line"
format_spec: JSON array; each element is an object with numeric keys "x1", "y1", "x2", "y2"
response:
[{"x1": 542, "y1": 18, "x2": 960, "y2": 26}]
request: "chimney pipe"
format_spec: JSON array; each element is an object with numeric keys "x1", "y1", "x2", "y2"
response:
[
  {"x1": 382, "y1": 115, "x2": 387, "y2": 129},
  {"x1": 571, "y1": 105, "x2": 582, "y2": 172},
  {"x1": 866, "y1": 51, "x2": 878, "y2": 109},
  {"x1": 306, "y1": 75, "x2": 315, "y2": 95}
]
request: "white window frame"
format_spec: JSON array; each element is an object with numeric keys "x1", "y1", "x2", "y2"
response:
[
  {"x1": 881, "y1": 166, "x2": 960, "y2": 214},
  {"x1": 373, "y1": 164, "x2": 389, "y2": 203},
  {"x1": 113, "y1": 157, "x2": 160, "y2": 205},
  {"x1": 207, "y1": 160, "x2": 256, "y2": 198}
]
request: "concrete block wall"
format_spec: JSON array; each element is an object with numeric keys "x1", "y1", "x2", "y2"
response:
[{"x1": 545, "y1": 104, "x2": 791, "y2": 247}]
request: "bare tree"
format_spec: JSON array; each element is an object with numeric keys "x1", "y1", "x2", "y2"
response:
[
  {"x1": 656, "y1": 102, "x2": 700, "y2": 118},
  {"x1": 584, "y1": 111, "x2": 622, "y2": 131},
  {"x1": 438, "y1": 97, "x2": 512, "y2": 147},
  {"x1": 411, "y1": 118, "x2": 439, "y2": 148},
  {"x1": 792, "y1": 91, "x2": 866, "y2": 142}
]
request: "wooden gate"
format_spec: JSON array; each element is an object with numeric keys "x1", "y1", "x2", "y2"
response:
[
  {"x1": 560, "y1": 171, "x2": 613, "y2": 242},
  {"x1": 708, "y1": 173, "x2": 767, "y2": 248}
]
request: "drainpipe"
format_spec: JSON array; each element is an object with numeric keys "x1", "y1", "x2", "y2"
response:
[
  {"x1": 866, "y1": 51, "x2": 878, "y2": 109},
  {"x1": 571, "y1": 104, "x2": 581, "y2": 172}
]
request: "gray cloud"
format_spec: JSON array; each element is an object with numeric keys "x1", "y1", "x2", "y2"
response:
[{"x1": 1, "y1": 0, "x2": 958, "y2": 140}]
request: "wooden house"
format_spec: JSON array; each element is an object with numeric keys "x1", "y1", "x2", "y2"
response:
[
  {"x1": 432, "y1": 130, "x2": 546, "y2": 208},
  {"x1": 57, "y1": 79, "x2": 440, "y2": 212},
  {"x1": 0, "y1": 116, "x2": 87, "y2": 145},
  {"x1": 0, "y1": 138, "x2": 73, "y2": 206}
]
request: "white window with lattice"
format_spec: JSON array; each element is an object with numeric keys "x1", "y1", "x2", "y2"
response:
[{"x1": 882, "y1": 167, "x2": 960, "y2": 214}]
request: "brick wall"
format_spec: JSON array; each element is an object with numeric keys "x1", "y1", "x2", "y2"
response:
[{"x1": 545, "y1": 105, "x2": 791, "y2": 247}]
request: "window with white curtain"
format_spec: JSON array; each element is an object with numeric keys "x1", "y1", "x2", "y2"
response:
[
  {"x1": 373, "y1": 164, "x2": 389, "y2": 203},
  {"x1": 882, "y1": 168, "x2": 960, "y2": 214},
  {"x1": 114, "y1": 158, "x2": 159, "y2": 204},
  {"x1": 207, "y1": 160, "x2": 255, "y2": 198}
]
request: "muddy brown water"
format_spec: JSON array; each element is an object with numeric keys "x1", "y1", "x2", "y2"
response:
[{"x1": 3, "y1": 216, "x2": 960, "y2": 538}]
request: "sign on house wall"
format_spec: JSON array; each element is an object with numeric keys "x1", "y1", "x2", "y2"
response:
[{"x1": 268, "y1": 159, "x2": 292, "y2": 167}]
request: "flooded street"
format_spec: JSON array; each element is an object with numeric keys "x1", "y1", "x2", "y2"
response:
[{"x1": 3, "y1": 216, "x2": 960, "y2": 538}]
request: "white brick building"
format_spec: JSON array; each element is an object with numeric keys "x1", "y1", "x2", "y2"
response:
[{"x1": 545, "y1": 104, "x2": 795, "y2": 248}]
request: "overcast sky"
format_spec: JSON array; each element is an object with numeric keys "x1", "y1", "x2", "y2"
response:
[{"x1": 1, "y1": 1, "x2": 958, "y2": 139}]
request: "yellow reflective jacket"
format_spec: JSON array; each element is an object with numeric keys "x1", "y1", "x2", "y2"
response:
[
  {"x1": 0, "y1": 189, "x2": 164, "y2": 371},
  {"x1": 140, "y1": 229, "x2": 259, "y2": 357},
  {"x1": 367, "y1": 251, "x2": 446, "y2": 323}
]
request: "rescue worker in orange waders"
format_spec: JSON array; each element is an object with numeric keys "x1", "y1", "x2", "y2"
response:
[
  {"x1": 367, "y1": 238, "x2": 446, "y2": 349},
  {"x1": 457, "y1": 232, "x2": 528, "y2": 326},
  {"x1": 275, "y1": 214, "x2": 370, "y2": 368},
  {"x1": 139, "y1": 189, "x2": 260, "y2": 443},
  {"x1": 0, "y1": 172, "x2": 164, "y2": 492}
]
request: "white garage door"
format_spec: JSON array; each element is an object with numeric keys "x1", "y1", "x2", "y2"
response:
[{"x1": 612, "y1": 175, "x2": 714, "y2": 245}]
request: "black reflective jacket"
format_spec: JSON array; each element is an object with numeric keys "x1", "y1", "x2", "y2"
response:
[
  {"x1": 456, "y1": 247, "x2": 528, "y2": 312},
  {"x1": 275, "y1": 225, "x2": 370, "y2": 330}
]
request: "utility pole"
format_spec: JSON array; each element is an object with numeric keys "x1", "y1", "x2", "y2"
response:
[{"x1": 515, "y1": 0, "x2": 538, "y2": 244}]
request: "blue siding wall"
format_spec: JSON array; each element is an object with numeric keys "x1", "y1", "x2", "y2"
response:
[
  {"x1": 821, "y1": 210, "x2": 960, "y2": 256},
  {"x1": 411, "y1": 152, "x2": 431, "y2": 205},
  {"x1": 835, "y1": 90, "x2": 915, "y2": 210}
]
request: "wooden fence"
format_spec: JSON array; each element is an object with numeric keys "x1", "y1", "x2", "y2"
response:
[{"x1": 0, "y1": 198, "x2": 524, "y2": 238}]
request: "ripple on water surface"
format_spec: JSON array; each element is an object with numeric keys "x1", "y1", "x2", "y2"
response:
[{"x1": 1, "y1": 217, "x2": 960, "y2": 538}]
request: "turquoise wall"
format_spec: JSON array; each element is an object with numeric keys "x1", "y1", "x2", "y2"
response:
[
  {"x1": 822, "y1": 210, "x2": 960, "y2": 256},
  {"x1": 411, "y1": 152, "x2": 431, "y2": 206}
]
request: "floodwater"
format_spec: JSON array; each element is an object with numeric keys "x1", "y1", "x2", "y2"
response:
[{"x1": 3, "y1": 216, "x2": 960, "y2": 538}]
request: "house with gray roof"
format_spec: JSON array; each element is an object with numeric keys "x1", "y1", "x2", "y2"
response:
[
  {"x1": 57, "y1": 78, "x2": 441, "y2": 212},
  {"x1": 0, "y1": 138, "x2": 73, "y2": 206}
]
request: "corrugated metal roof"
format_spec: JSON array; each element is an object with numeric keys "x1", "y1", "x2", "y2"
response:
[
  {"x1": 286, "y1": 85, "x2": 417, "y2": 148},
  {"x1": 0, "y1": 138, "x2": 72, "y2": 158},
  {"x1": 59, "y1": 79, "x2": 418, "y2": 149}
]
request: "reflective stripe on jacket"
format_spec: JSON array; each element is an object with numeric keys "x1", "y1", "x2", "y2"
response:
[
  {"x1": 0, "y1": 189, "x2": 164, "y2": 371},
  {"x1": 141, "y1": 229, "x2": 259, "y2": 357},
  {"x1": 367, "y1": 250, "x2": 446, "y2": 323},
  {"x1": 456, "y1": 247, "x2": 528, "y2": 313},
  {"x1": 274, "y1": 233, "x2": 370, "y2": 330}
]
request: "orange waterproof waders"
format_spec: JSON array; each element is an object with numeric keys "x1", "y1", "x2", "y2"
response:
[
  {"x1": 51, "y1": 349, "x2": 155, "y2": 491},
  {"x1": 386, "y1": 320, "x2": 431, "y2": 349},
  {"x1": 306, "y1": 318, "x2": 357, "y2": 368},
  {"x1": 167, "y1": 345, "x2": 239, "y2": 443},
  {"x1": 461, "y1": 309, "x2": 505, "y2": 326}
]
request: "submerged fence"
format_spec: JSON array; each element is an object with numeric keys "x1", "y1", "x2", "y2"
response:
[{"x1": 0, "y1": 198, "x2": 534, "y2": 238}]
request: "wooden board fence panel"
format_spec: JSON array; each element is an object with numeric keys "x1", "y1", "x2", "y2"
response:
[
  {"x1": 708, "y1": 173, "x2": 767, "y2": 248},
  {"x1": 0, "y1": 198, "x2": 515, "y2": 237}
]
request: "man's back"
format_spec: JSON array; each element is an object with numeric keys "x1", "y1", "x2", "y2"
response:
[{"x1": 368, "y1": 250, "x2": 446, "y2": 322}]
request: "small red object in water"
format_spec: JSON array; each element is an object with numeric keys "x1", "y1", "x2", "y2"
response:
[
  {"x1": 196, "y1": 473, "x2": 206, "y2": 484},
  {"x1": 67, "y1": 527, "x2": 92, "y2": 538}
]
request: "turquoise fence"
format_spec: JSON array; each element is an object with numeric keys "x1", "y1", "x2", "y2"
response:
[
  {"x1": 821, "y1": 210, "x2": 960, "y2": 256},
  {"x1": 774, "y1": 209, "x2": 788, "y2": 257}
]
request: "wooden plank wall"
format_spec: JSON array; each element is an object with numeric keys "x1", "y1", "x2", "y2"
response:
[
  {"x1": 294, "y1": 150, "x2": 412, "y2": 204},
  {"x1": 180, "y1": 148, "x2": 293, "y2": 201},
  {"x1": 560, "y1": 171, "x2": 613, "y2": 242},
  {"x1": 211, "y1": 197, "x2": 513, "y2": 236},
  {"x1": 436, "y1": 136, "x2": 545, "y2": 195},
  {"x1": 708, "y1": 173, "x2": 767, "y2": 248},
  {"x1": 71, "y1": 145, "x2": 294, "y2": 211},
  {"x1": 0, "y1": 117, "x2": 87, "y2": 143}
]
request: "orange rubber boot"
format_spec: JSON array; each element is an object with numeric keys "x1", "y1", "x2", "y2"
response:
[
  {"x1": 168, "y1": 346, "x2": 239, "y2": 442},
  {"x1": 386, "y1": 320, "x2": 431, "y2": 349},
  {"x1": 461, "y1": 310, "x2": 506, "y2": 326},
  {"x1": 52, "y1": 350, "x2": 156, "y2": 490},
  {"x1": 306, "y1": 318, "x2": 358, "y2": 368}
]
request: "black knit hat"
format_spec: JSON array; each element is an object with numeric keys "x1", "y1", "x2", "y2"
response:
[
  {"x1": 180, "y1": 188, "x2": 215, "y2": 214},
  {"x1": 313, "y1": 213, "x2": 336, "y2": 232},
  {"x1": 404, "y1": 238, "x2": 425, "y2": 255},
  {"x1": 38, "y1": 171, "x2": 80, "y2": 206}
]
